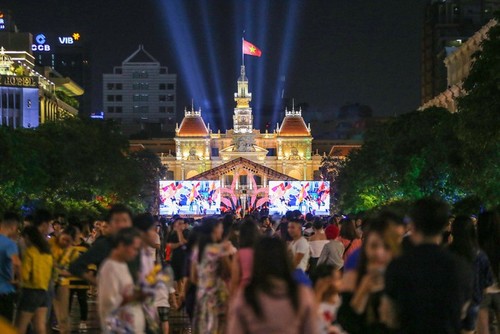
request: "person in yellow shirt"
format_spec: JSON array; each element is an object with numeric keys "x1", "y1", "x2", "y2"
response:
[
  {"x1": 15, "y1": 226, "x2": 53, "y2": 334},
  {"x1": 49, "y1": 226, "x2": 77, "y2": 334},
  {"x1": 67, "y1": 222, "x2": 91, "y2": 332}
]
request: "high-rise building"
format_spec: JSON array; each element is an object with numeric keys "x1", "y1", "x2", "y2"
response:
[
  {"x1": 421, "y1": 0, "x2": 500, "y2": 105},
  {"x1": 103, "y1": 45, "x2": 177, "y2": 137},
  {"x1": 31, "y1": 31, "x2": 91, "y2": 115},
  {"x1": 0, "y1": 9, "x2": 17, "y2": 32}
]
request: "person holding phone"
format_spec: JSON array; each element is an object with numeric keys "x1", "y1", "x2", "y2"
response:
[{"x1": 337, "y1": 217, "x2": 396, "y2": 334}]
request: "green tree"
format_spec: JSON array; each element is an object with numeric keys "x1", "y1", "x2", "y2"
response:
[
  {"x1": 337, "y1": 107, "x2": 466, "y2": 212},
  {"x1": 320, "y1": 153, "x2": 345, "y2": 210},
  {"x1": 456, "y1": 16, "x2": 500, "y2": 205},
  {"x1": 1, "y1": 118, "x2": 163, "y2": 215},
  {"x1": 129, "y1": 149, "x2": 167, "y2": 213}
]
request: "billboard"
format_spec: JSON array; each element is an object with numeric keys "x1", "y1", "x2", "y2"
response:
[
  {"x1": 268, "y1": 181, "x2": 330, "y2": 216},
  {"x1": 159, "y1": 181, "x2": 221, "y2": 216}
]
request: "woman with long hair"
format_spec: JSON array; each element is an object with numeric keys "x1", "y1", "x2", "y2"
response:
[
  {"x1": 226, "y1": 237, "x2": 319, "y2": 333},
  {"x1": 448, "y1": 215, "x2": 492, "y2": 334},
  {"x1": 230, "y1": 220, "x2": 260, "y2": 295},
  {"x1": 337, "y1": 217, "x2": 395, "y2": 334},
  {"x1": 191, "y1": 218, "x2": 232, "y2": 334},
  {"x1": 337, "y1": 218, "x2": 362, "y2": 262},
  {"x1": 15, "y1": 226, "x2": 53, "y2": 334},
  {"x1": 476, "y1": 211, "x2": 500, "y2": 334}
]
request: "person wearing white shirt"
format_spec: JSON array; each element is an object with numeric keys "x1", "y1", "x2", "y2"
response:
[
  {"x1": 97, "y1": 228, "x2": 146, "y2": 334},
  {"x1": 133, "y1": 213, "x2": 178, "y2": 334},
  {"x1": 288, "y1": 219, "x2": 310, "y2": 272}
]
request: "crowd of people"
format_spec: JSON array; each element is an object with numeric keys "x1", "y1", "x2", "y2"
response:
[{"x1": 0, "y1": 197, "x2": 499, "y2": 334}]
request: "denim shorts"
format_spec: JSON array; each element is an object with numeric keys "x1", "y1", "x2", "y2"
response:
[{"x1": 18, "y1": 288, "x2": 49, "y2": 313}]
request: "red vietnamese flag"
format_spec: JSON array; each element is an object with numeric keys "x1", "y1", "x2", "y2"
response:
[{"x1": 242, "y1": 39, "x2": 262, "y2": 57}]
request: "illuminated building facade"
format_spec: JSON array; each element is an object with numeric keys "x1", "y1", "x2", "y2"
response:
[
  {"x1": 0, "y1": 47, "x2": 81, "y2": 128},
  {"x1": 420, "y1": 19, "x2": 496, "y2": 112},
  {"x1": 157, "y1": 65, "x2": 323, "y2": 209},
  {"x1": 420, "y1": 0, "x2": 500, "y2": 105},
  {"x1": 0, "y1": 9, "x2": 84, "y2": 126},
  {"x1": 103, "y1": 45, "x2": 177, "y2": 137}
]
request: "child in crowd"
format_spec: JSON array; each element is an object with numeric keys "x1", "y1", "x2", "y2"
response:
[{"x1": 313, "y1": 264, "x2": 344, "y2": 334}]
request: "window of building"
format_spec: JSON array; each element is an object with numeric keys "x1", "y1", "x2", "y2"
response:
[
  {"x1": 107, "y1": 83, "x2": 114, "y2": 90},
  {"x1": 115, "y1": 95, "x2": 123, "y2": 102},
  {"x1": 313, "y1": 170, "x2": 321, "y2": 181},
  {"x1": 266, "y1": 148, "x2": 276, "y2": 156},
  {"x1": 224, "y1": 175, "x2": 233, "y2": 186},
  {"x1": 167, "y1": 106, "x2": 174, "y2": 114},
  {"x1": 133, "y1": 105, "x2": 149, "y2": 113},
  {"x1": 115, "y1": 106, "x2": 123, "y2": 113},
  {"x1": 133, "y1": 82, "x2": 149, "y2": 90},
  {"x1": 107, "y1": 95, "x2": 115, "y2": 102},
  {"x1": 159, "y1": 83, "x2": 166, "y2": 90},
  {"x1": 107, "y1": 106, "x2": 114, "y2": 113},
  {"x1": 211, "y1": 147, "x2": 219, "y2": 157},
  {"x1": 116, "y1": 83, "x2": 123, "y2": 90},
  {"x1": 254, "y1": 175, "x2": 262, "y2": 187},
  {"x1": 159, "y1": 95, "x2": 166, "y2": 102},
  {"x1": 167, "y1": 94, "x2": 174, "y2": 101},
  {"x1": 132, "y1": 71, "x2": 148, "y2": 79},
  {"x1": 15, "y1": 94, "x2": 20, "y2": 109},
  {"x1": 159, "y1": 106, "x2": 166, "y2": 113},
  {"x1": 132, "y1": 94, "x2": 149, "y2": 102},
  {"x1": 239, "y1": 175, "x2": 247, "y2": 187},
  {"x1": 167, "y1": 83, "x2": 174, "y2": 90},
  {"x1": 8, "y1": 95, "x2": 14, "y2": 109},
  {"x1": 165, "y1": 171, "x2": 174, "y2": 180},
  {"x1": 115, "y1": 68, "x2": 122, "y2": 74}
]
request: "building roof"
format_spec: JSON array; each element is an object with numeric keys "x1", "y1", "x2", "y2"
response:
[
  {"x1": 328, "y1": 144, "x2": 361, "y2": 157},
  {"x1": 123, "y1": 45, "x2": 159, "y2": 64},
  {"x1": 278, "y1": 106, "x2": 311, "y2": 137},
  {"x1": 187, "y1": 157, "x2": 297, "y2": 181},
  {"x1": 176, "y1": 108, "x2": 209, "y2": 137}
]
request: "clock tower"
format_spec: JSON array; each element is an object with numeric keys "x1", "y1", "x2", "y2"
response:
[{"x1": 233, "y1": 65, "x2": 253, "y2": 134}]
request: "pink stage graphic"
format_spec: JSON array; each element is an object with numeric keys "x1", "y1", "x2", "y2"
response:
[
  {"x1": 159, "y1": 181, "x2": 221, "y2": 215},
  {"x1": 268, "y1": 181, "x2": 330, "y2": 216}
]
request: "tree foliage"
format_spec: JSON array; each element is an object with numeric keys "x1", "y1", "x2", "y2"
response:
[
  {"x1": 456, "y1": 15, "x2": 500, "y2": 204},
  {"x1": 335, "y1": 108, "x2": 467, "y2": 212},
  {"x1": 334, "y1": 16, "x2": 500, "y2": 213},
  {"x1": 0, "y1": 119, "x2": 163, "y2": 215}
]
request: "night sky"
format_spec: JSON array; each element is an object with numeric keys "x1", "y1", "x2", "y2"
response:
[{"x1": 6, "y1": 0, "x2": 427, "y2": 129}]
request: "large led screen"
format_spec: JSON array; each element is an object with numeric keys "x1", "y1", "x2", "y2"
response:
[
  {"x1": 268, "y1": 181, "x2": 330, "y2": 216},
  {"x1": 159, "y1": 181, "x2": 221, "y2": 215}
]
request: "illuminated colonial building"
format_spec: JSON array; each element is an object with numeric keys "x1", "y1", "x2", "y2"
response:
[{"x1": 159, "y1": 65, "x2": 323, "y2": 209}]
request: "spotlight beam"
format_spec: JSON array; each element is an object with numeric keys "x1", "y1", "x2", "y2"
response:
[
  {"x1": 272, "y1": 1, "x2": 301, "y2": 126},
  {"x1": 200, "y1": 0, "x2": 226, "y2": 130},
  {"x1": 155, "y1": 0, "x2": 214, "y2": 126}
]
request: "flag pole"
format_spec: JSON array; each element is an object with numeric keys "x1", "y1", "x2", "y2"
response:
[
  {"x1": 242, "y1": 29, "x2": 245, "y2": 66},
  {"x1": 242, "y1": 37, "x2": 244, "y2": 66}
]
